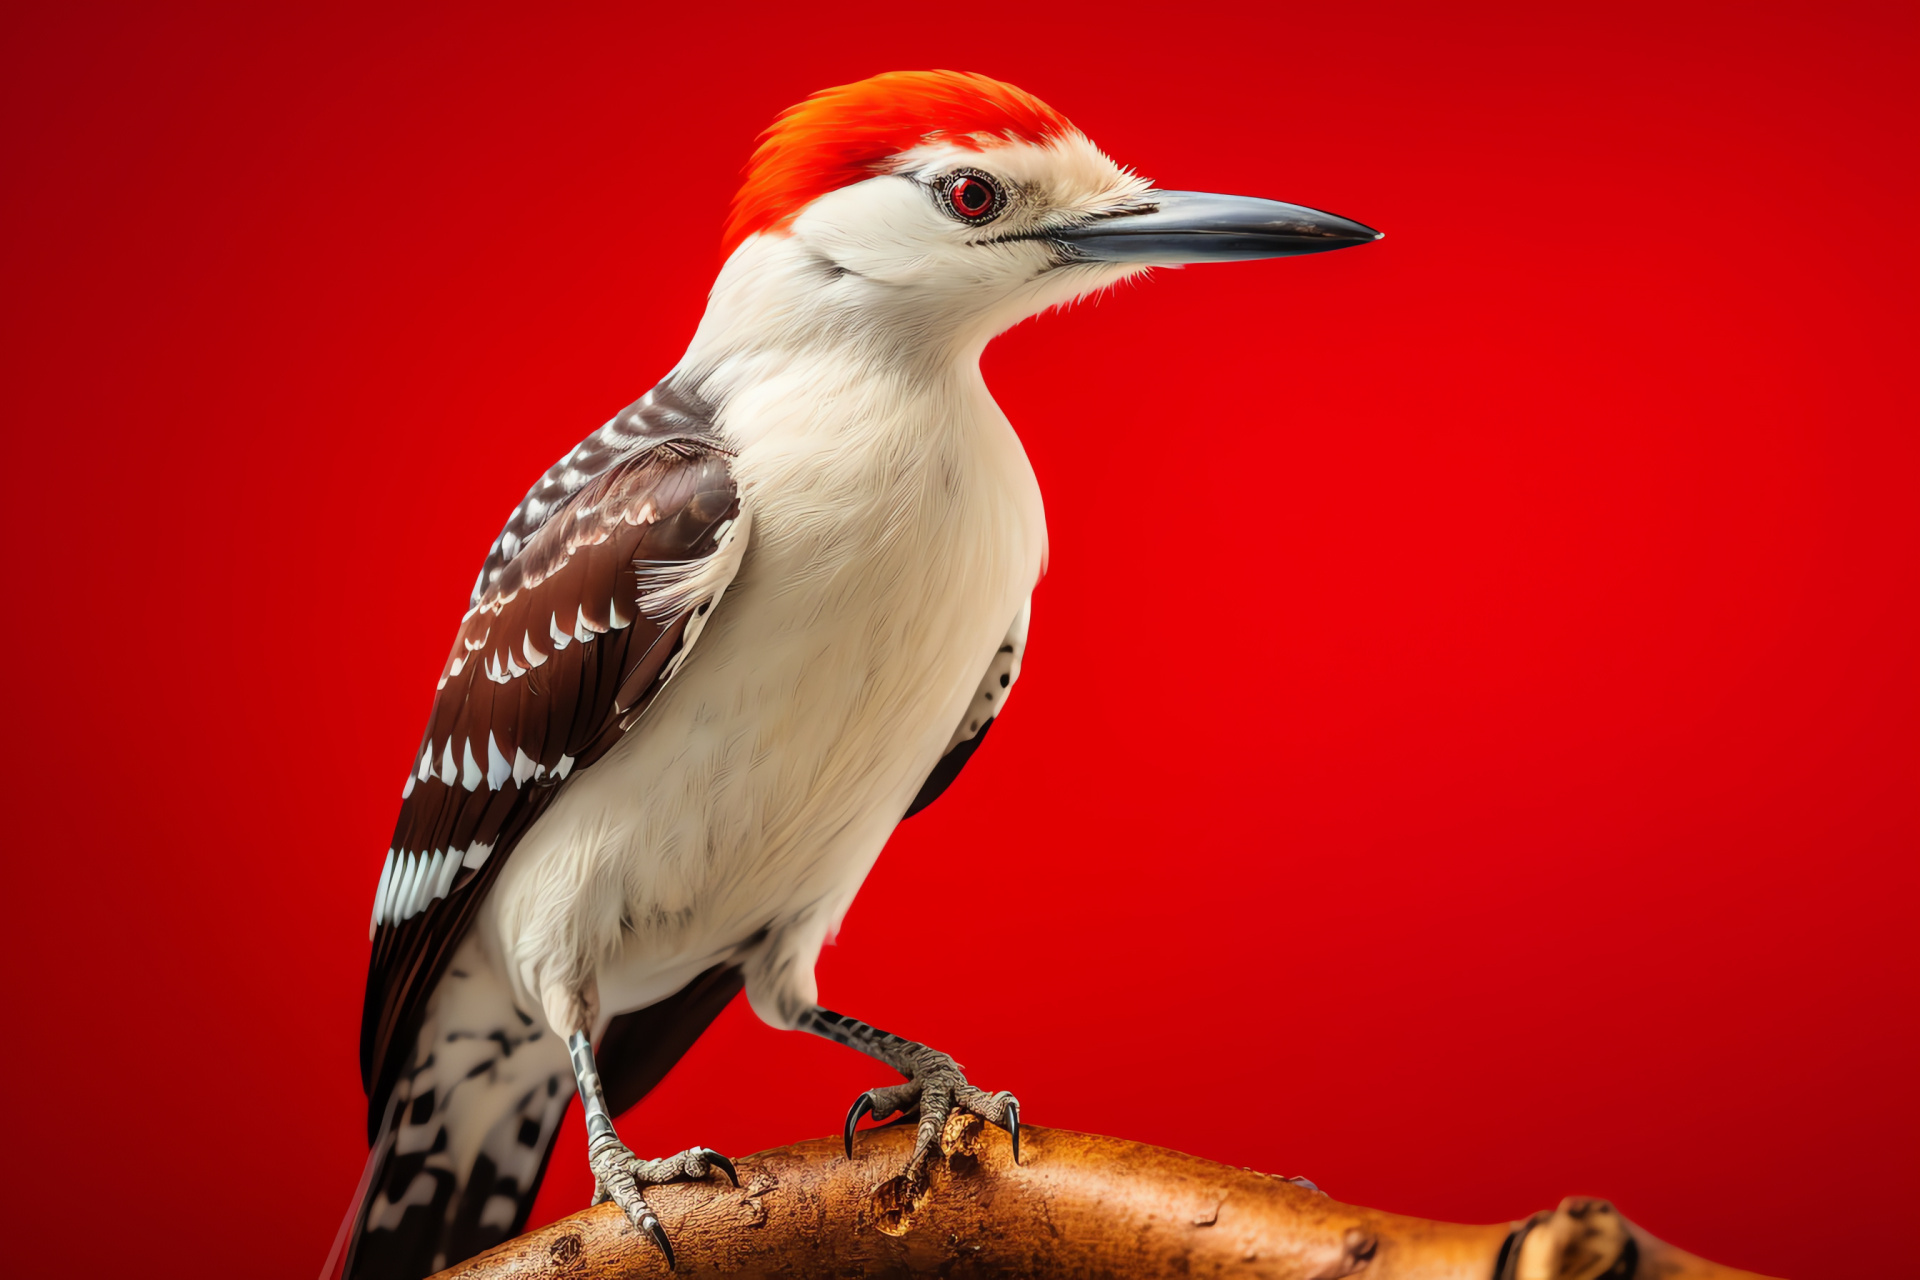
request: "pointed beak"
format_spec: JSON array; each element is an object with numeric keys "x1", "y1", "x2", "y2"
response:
[{"x1": 1050, "y1": 191, "x2": 1381, "y2": 264}]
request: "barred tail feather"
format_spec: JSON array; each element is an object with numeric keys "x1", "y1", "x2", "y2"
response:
[
  {"x1": 332, "y1": 936, "x2": 573, "y2": 1280},
  {"x1": 325, "y1": 952, "x2": 746, "y2": 1279}
]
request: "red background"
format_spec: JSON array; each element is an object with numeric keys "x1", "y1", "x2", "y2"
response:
[{"x1": 2, "y1": 3, "x2": 1913, "y2": 1276}]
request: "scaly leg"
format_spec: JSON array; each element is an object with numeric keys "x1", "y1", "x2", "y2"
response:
[
  {"x1": 802, "y1": 1007, "x2": 1020, "y2": 1181},
  {"x1": 567, "y1": 1030, "x2": 736, "y2": 1269}
]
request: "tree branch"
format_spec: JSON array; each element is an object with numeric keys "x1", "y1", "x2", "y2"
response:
[{"x1": 432, "y1": 1115, "x2": 1777, "y2": 1279}]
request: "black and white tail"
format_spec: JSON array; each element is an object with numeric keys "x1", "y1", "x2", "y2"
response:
[
  {"x1": 324, "y1": 941, "x2": 746, "y2": 1280},
  {"x1": 324, "y1": 935, "x2": 572, "y2": 1280}
]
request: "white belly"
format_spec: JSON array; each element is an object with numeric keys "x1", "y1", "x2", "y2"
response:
[{"x1": 478, "y1": 368, "x2": 1045, "y2": 1036}]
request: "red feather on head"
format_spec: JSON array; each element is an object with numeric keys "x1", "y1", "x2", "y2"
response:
[{"x1": 721, "y1": 70, "x2": 1075, "y2": 261}]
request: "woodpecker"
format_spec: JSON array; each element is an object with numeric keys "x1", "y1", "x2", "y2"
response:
[{"x1": 326, "y1": 70, "x2": 1378, "y2": 1279}]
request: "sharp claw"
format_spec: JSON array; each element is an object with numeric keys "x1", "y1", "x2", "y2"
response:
[
  {"x1": 1005, "y1": 1097, "x2": 1021, "y2": 1165},
  {"x1": 844, "y1": 1092, "x2": 875, "y2": 1160},
  {"x1": 704, "y1": 1148, "x2": 738, "y2": 1187},
  {"x1": 641, "y1": 1212, "x2": 675, "y2": 1270}
]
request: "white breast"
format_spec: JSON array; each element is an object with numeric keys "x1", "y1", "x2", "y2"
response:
[{"x1": 479, "y1": 355, "x2": 1046, "y2": 1036}]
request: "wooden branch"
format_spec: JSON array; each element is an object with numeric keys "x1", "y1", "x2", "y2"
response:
[{"x1": 432, "y1": 1115, "x2": 1779, "y2": 1279}]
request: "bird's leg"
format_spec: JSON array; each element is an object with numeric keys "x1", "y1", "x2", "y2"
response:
[
  {"x1": 802, "y1": 1007, "x2": 1020, "y2": 1182},
  {"x1": 566, "y1": 1030, "x2": 736, "y2": 1268}
]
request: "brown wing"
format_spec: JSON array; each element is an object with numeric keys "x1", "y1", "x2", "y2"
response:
[{"x1": 359, "y1": 436, "x2": 740, "y2": 1140}]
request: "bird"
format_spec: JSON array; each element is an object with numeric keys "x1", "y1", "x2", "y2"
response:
[{"x1": 324, "y1": 69, "x2": 1379, "y2": 1280}]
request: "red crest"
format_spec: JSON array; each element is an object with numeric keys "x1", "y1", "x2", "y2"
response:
[{"x1": 721, "y1": 70, "x2": 1075, "y2": 261}]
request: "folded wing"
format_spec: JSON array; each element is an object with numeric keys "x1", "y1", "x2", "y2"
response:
[{"x1": 359, "y1": 392, "x2": 744, "y2": 1141}]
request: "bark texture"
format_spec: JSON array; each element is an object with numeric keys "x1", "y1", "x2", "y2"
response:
[{"x1": 431, "y1": 1117, "x2": 1778, "y2": 1280}]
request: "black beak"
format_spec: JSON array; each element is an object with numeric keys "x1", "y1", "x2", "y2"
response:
[{"x1": 1050, "y1": 191, "x2": 1381, "y2": 264}]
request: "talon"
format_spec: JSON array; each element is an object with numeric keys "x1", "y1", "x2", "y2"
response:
[
  {"x1": 641, "y1": 1212, "x2": 675, "y2": 1270},
  {"x1": 1005, "y1": 1097, "x2": 1021, "y2": 1165},
  {"x1": 844, "y1": 1092, "x2": 875, "y2": 1159},
  {"x1": 704, "y1": 1147, "x2": 738, "y2": 1187}
]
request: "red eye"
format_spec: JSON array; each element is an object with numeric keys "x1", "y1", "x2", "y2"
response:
[{"x1": 948, "y1": 175, "x2": 997, "y2": 220}]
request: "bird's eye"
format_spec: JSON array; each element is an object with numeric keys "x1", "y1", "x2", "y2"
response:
[{"x1": 944, "y1": 173, "x2": 1001, "y2": 222}]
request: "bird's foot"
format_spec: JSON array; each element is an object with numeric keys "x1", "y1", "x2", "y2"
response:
[
  {"x1": 842, "y1": 1044, "x2": 1020, "y2": 1184},
  {"x1": 588, "y1": 1138, "x2": 736, "y2": 1268}
]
